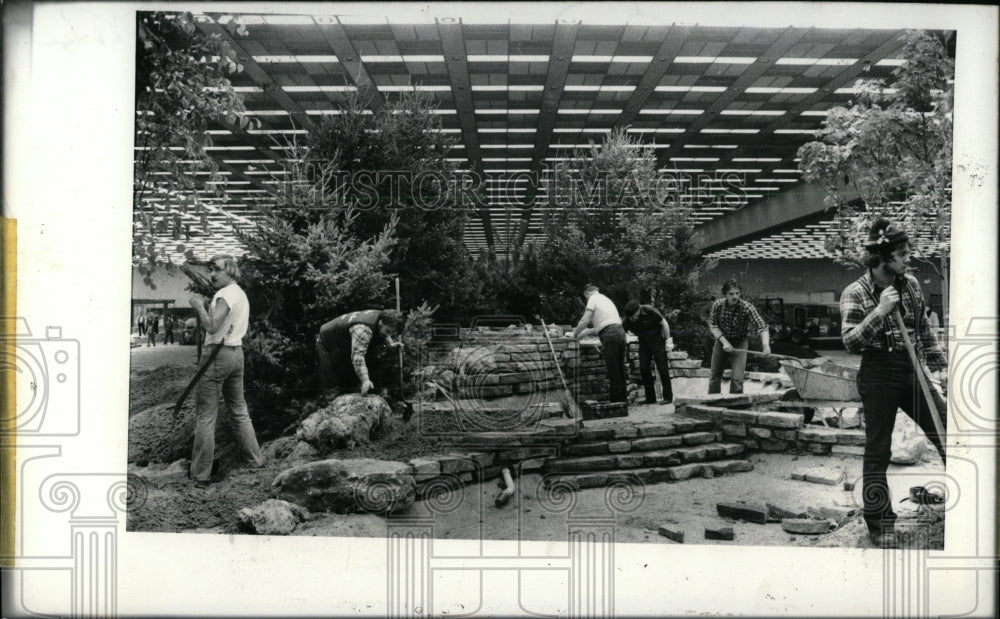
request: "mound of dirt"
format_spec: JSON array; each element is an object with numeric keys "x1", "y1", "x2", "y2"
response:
[{"x1": 129, "y1": 365, "x2": 191, "y2": 416}]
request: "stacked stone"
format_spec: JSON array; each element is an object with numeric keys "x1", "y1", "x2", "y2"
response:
[{"x1": 676, "y1": 402, "x2": 866, "y2": 456}]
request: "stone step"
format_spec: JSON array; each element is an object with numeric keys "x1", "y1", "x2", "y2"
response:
[
  {"x1": 543, "y1": 442, "x2": 746, "y2": 473},
  {"x1": 563, "y1": 428, "x2": 721, "y2": 456},
  {"x1": 542, "y1": 459, "x2": 754, "y2": 488}
]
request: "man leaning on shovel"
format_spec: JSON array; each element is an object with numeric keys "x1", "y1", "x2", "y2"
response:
[{"x1": 840, "y1": 218, "x2": 947, "y2": 548}]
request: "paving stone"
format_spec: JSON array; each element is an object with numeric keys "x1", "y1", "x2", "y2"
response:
[
  {"x1": 678, "y1": 446, "x2": 708, "y2": 463},
  {"x1": 672, "y1": 419, "x2": 697, "y2": 433},
  {"x1": 831, "y1": 445, "x2": 865, "y2": 457},
  {"x1": 722, "y1": 423, "x2": 748, "y2": 437},
  {"x1": 657, "y1": 525, "x2": 685, "y2": 543},
  {"x1": 717, "y1": 501, "x2": 769, "y2": 524},
  {"x1": 409, "y1": 458, "x2": 442, "y2": 481},
  {"x1": 545, "y1": 473, "x2": 602, "y2": 489},
  {"x1": 834, "y1": 431, "x2": 866, "y2": 445},
  {"x1": 781, "y1": 519, "x2": 839, "y2": 535},
  {"x1": 667, "y1": 463, "x2": 704, "y2": 481},
  {"x1": 704, "y1": 525, "x2": 735, "y2": 541},
  {"x1": 635, "y1": 423, "x2": 676, "y2": 438},
  {"x1": 539, "y1": 418, "x2": 582, "y2": 436},
  {"x1": 437, "y1": 454, "x2": 477, "y2": 474},
  {"x1": 577, "y1": 427, "x2": 615, "y2": 441},
  {"x1": 612, "y1": 426, "x2": 640, "y2": 439},
  {"x1": 495, "y1": 447, "x2": 558, "y2": 462},
  {"x1": 797, "y1": 427, "x2": 841, "y2": 444},
  {"x1": 642, "y1": 449, "x2": 683, "y2": 467},
  {"x1": 774, "y1": 429, "x2": 799, "y2": 441},
  {"x1": 463, "y1": 451, "x2": 495, "y2": 467},
  {"x1": 798, "y1": 467, "x2": 845, "y2": 486},
  {"x1": 721, "y1": 443, "x2": 745, "y2": 457},
  {"x1": 616, "y1": 454, "x2": 644, "y2": 468},
  {"x1": 544, "y1": 455, "x2": 619, "y2": 473},
  {"x1": 564, "y1": 442, "x2": 610, "y2": 456},
  {"x1": 451, "y1": 432, "x2": 523, "y2": 447},
  {"x1": 631, "y1": 436, "x2": 683, "y2": 451},
  {"x1": 608, "y1": 440, "x2": 632, "y2": 453},
  {"x1": 705, "y1": 444, "x2": 727, "y2": 459},
  {"x1": 682, "y1": 431, "x2": 716, "y2": 446},
  {"x1": 765, "y1": 502, "x2": 809, "y2": 522},
  {"x1": 756, "y1": 411, "x2": 804, "y2": 429},
  {"x1": 721, "y1": 410, "x2": 759, "y2": 424},
  {"x1": 748, "y1": 427, "x2": 773, "y2": 440},
  {"x1": 807, "y1": 505, "x2": 861, "y2": 526},
  {"x1": 759, "y1": 439, "x2": 790, "y2": 452},
  {"x1": 691, "y1": 420, "x2": 715, "y2": 432},
  {"x1": 805, "y1": 442, "x2": 831, "y2": 455},
  {"x1": 674, "y1": 404, "x2": 726, "y2": 422},
  {"x1": 741, "y1": 438, "x2": 760, "y2": 451}
]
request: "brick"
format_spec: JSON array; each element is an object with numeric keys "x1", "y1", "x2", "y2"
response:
[
  {"x1": 797, "y1": 427, "x2": 840, "y2": 444},
  {"x1": 717, "y1": 501, "x2": 769, "y2": 524},
  {"x1": 545, "y1": 455, "x2": 618, "y2": 473},
  {"x1": 781, "y1": 519, "x2": 838, "y2": 535},
  {"x1": 765, "y1": 502, "x2": 808, "y2": 522},
  {"x1": 759, "y1": 439, "x2": 790, "y2": 452},
  {"x1": 642, "y1": 449, "x2": 683, "y2": 467},
  {"x1": 657, "y1": 525, "x2": 685, "y2": 543},
  {"x1": 774, "y1": 429, "x2": 799, "y2": 441},
  {"x1": 631, "y1": 436, "x2": 683, "y2": 451},
  {"x1": 667, "y1": 463, "x2": 704, "y2": 481},
  {"x1": 608, "y1": 440, "x2": 632, "y2": 453},
  {"x1": 831, "y1": 445, "x2": 865, "y2": 457},
  {"x1": 636, "y1": 423, "x2": 676, "y2": 437},
  {"x1": 721, "y1": 410, "x2": 759, "y2": 425},
  {"x1": 756, "y1": 412, "x2": 804, "y2": 429},
  {"x1": 709, "y1": 460, "x2": 754, "y2": 475},
  {"x1": 616, "y1": 454, "x2": 644, "y2": 468},
  {"x1": 564, "y1": 442, "x2": 609, "y2": 456},
  {"x1": 678, "y1": 446, "x2": 708, "y2": 463},
  {"x1": 722, "y1": 423, "x2": 748, "y2": 437},
  {"x1": 409, "y1": 458, "x2": 441, "y2": 481},
  {"x1": 612, "y1": 426, "x2": 639, "y2": 439},
  {"x1": 682, "y1": 431, "x2": 716, "y2": 446},
  {"x1": 705, "y1": 525, "x2": 735, "y2": 541},
  {"x1": 748, "y1": 427, "x2": 773, "y2": 440},
  {"x1": 577, "y1": 427, "x2": 615, "y2": 441}
]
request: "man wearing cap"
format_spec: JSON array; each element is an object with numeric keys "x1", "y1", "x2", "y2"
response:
[
  {"x1": 187, "y1": 254, "x2": 265, "y2": 489},
  {"x1": 622, "y1": 300, "x2": 674, "y2": 404},
  {"x1": 572, "y1": 284, "x2": 628, "y2": 403},
  {"x1": 706, "y1": 279, "x2": 770, "y2": 394},
  {"x1": 317, "y1": 309, "x2": 404, "y2": 396},
  {"x1": 840, "y1": 218, "x2": 947, "y2": 547}
]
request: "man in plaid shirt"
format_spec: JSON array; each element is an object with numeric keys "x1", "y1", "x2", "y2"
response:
[
  {"x1": 706, "y1": 279, "x2": 770, "y2": 394},
  {"x1": 840, "y1": 218, "x2": 947, "y2": 547}
]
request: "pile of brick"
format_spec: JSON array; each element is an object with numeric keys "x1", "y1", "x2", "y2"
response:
[{"x1": 676, "y1": 400, "x2": 866, "y2": 457}]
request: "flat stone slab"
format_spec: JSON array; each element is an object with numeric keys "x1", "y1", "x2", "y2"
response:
[
  {"x1": 781, "y1": 518, "x2": 839, "y2": 535},
  {"x1": 766, "y1": 502, "x2": 808, "y2": 522},
  {"x1": 792, "y1": 466, "x2": 845, "y2": 486},
  {"x1": 807, "y1": 505, "x2": 861, "y2": 526},
  {"x1": 705, "y1": 525, "x2": 735, "y2": 541},
  {"x1": 716, "y1": 501, "x2": 768, "y2": 524},
  {"x1": 657, "y1": 525, "x2": 685, "y2": 543}
]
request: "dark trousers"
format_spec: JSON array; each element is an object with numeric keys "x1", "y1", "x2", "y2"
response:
[
  {"x1": 599, "y1": 325, "x2": 628, "y2": 403},
  {"x1": 316, "y1": 337, "x2": 359, "y2": 394},
  {"x1": 164, "y1": 328, "x2": 174, "y2": 345},
  {"x1": 639, "y1": 344, "x2": 673, "y2": 403},
  {"x1": 708, "y1": 338, "x2": 747, "y2": 394},
  {"x1": 858, "y1": 350, "x2": 947, "y2": 534}
]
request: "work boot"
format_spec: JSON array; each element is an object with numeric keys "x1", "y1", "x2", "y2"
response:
[{"x1": 869, "y1": 529, "x2": 899, "y2": 548}]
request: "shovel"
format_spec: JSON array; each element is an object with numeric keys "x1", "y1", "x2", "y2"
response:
[
  {"x1": 730, "y1": 348, "x2": 830, "y2": 368},
  {"x1": 538, "y1": 318, "x2": 584, "y2": 419}
]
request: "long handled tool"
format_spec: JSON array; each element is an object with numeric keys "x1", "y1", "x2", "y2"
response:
[
  {"x1": 893, "y1": 308, "x2": 946, "y2": 440},
  {"x1": 396, "y1": 278, "x2": 414, "y2": 422},
  {"x1": 173, "y1": 324, "x2": 233, "y2": 420},
  {"x1": 539, "y1": 318, "x2": 583, "y2": 419},
  {"x1": 730, "y1": 348, "x2": 830, "y2": 367}
]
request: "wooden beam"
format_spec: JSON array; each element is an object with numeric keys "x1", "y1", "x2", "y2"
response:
[
  {"x1": 614, "y1": 25, "x2": 693, "y2": 131},
  {"x1": 311, "y1": 17, "x2": 386, "y2": 113}
]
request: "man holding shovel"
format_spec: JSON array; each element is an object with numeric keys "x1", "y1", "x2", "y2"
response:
[
  {"x1": 706, "y1": 279, "x2": 770, "y2": 395},
  {"x1": 841, "y1": 218, "x2": 947, "y2": 547}
]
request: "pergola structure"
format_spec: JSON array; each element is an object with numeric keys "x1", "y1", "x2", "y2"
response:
[{"x1": 137, "y1": 12, "x2": 944, "y2": 263}]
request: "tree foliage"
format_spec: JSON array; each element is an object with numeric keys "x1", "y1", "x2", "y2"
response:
[
  {"x1": 133, "y1": 12, "x2": 253, "y2": 281},
  {"x1": 797, "y1": 30, "x2": 954, "y2": 279}
]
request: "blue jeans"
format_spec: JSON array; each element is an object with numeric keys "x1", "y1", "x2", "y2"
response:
[
  {"x1": 708, "y1": 338, "x2": 747, "y2": 394},
  {"x1": 858, "y1": 350, "x2": 946, "y2": 534},
  {"x1": 191, "y1": 346, "x2": 263, "y2": 482}
]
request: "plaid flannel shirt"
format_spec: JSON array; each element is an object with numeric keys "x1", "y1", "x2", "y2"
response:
[
  {"x1": 840, "y1": 271, "x2": 946, "y2": 369},
  {"x1": 708, "y1": 298, "x2": 768, "y2": 342},
  {"x1": 349, "y1": 323, "x2": 375, "y2": 382}
]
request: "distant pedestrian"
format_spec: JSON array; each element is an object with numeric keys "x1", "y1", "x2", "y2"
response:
[
  {"x1": 622, "y1": 300, "x2": 674, "y2": 404},
  {"x1": 572, "y1": 284, "x2": 627, "y2": 403},
  {"x1": 146, "y1": 314, "x2": 159, "y2": 347},
  {"x1": 706, "y1": 279, "x2": 770, "y2": 394},
  {"x1": 137, "y1": 313, "x2": 146, "y2": 336},
  {"x1": 164, "y1": 315, "x2": 175, "y2": 345}
]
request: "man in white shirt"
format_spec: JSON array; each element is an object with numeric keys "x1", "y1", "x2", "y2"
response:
[
  {"x1": 572, "y1": 284, "x2": 628, "y2": 402},
  {"x1": 187, "y1": 254, "x2": 264, "y2": 488}
]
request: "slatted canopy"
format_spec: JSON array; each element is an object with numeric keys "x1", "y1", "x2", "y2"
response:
[{"x1": 137, "y1": 12, "x2": 937, "y2": 263}]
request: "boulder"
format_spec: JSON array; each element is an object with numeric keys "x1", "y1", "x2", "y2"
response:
[
  {"x1": 296, "y1": 394, "x2": 391, "y2": 452},
  {"x1": 237, "y1": 499, "x2": 310, "y2": 535},
  {"x1": 272, "y1": 458, "x2": 416, "y2": 514},
  {"x1": 891, "y1": 431, "x2": 925, "y2": 465}
]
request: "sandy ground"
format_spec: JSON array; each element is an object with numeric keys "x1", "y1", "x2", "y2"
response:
[{"x1": 127, "y1": 344, "x2": 944, "y2": 548}]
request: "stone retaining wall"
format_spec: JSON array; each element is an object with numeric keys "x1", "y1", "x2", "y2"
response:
[{"x1": 677, "y1": 403, "x2": 866, "y2": 456}]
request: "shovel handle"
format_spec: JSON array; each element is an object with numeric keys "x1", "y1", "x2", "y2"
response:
[{"x1": 729, "y1": 348, "x2": 801, "y2": 363}]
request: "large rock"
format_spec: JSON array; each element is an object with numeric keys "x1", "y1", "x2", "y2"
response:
[
  {"x1": 297, "y1": 394, "x2": 391, "y2": 452},
  {"x1": 237, "y1": 499, "x2": 310, "y2": 535},
  {"x1": 271, "y1": 458, "x2": 416, "y2": 514}
]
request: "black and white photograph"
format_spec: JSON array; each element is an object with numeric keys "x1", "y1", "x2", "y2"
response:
[{"x1": 4, "y1": 2, "x2": 998, "y2": 617}]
